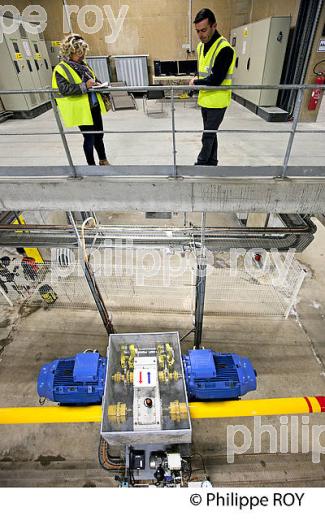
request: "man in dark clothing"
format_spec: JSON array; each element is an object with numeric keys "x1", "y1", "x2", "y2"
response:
[{"x1": 190, "y1": 8, "x2": 235, "y2": 166}]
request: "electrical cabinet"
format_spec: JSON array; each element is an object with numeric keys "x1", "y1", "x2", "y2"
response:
[
  {"x1": 27, "y1": 31, "x2": 52, "y2": 89},
  {"x1": 0, "y1": 17, "x2": 50, "y2": 116},
  {"x1": 46, "y1": 41, "x2": 61, "y2": 68},
  {"x1": 231, "y1": 17, "x2": 290, "y2": 107},
  {"x1": 20, "y1": 24, "x2": 52, "y2": 102}
]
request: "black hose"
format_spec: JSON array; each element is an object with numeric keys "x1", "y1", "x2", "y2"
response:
[
  {"x1": 190, "y1": 452, "x2": 207, "y2": 475},
  {"x1": 98, "y1": 437, "x2": 125, "y2": 471},
  {"x1": 313, "y1": 59, "x2": 325, "y2": 76}
]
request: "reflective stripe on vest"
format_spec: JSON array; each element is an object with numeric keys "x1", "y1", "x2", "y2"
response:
[
  {"x1": 199, "y1": 72, "x2": 233, "y2": 79},
  {"x1": 52, "y1": 61, "x2": 107, "y2": 128},
  {"x1": 59, "y1": 62, "x2": 77, "y2": 84},
  {"x1": 197, "y1": 36, "x2": 236, "y2": 109},
  {"x1": 53, "y1": 62, "x2": 79, "y2": 99}
]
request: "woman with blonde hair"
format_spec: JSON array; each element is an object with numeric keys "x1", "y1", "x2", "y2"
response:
[{"x1": 52, "y1": 34, "x2": 109, "y2": 166}]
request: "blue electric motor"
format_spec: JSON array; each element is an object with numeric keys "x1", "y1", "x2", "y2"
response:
[
  {"x1": 37, "y1": 348, "x2": 256, "y2": 405},
  {"x1": 37, "y1": 351, "x2": 107, "y2": 405},
  {"x1": 182, "y1": 349, "x2": 256, "y2": 401}
]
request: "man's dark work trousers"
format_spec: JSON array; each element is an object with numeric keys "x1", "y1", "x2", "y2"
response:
[{"x1": 196, "y1": 107, "x2": 226, "y2": 165}]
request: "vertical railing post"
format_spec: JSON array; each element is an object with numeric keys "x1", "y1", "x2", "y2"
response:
[
  {"x1": 282, "y1": 87, "x2": 304, "y2": 178},
  {"x1": 50, "y1": 92, "x2": 78, "y2": 178},
  {"x1": 171, "y1": 87, "x2": 178, "y2": 178}
]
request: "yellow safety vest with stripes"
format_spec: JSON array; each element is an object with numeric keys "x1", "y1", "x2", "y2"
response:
[
  {"x1": 197, "y1": 35, "x2": 236, "y2": 109},
  {"x1": 52, "y1": 61, "x2": 107, "y2": 128}
]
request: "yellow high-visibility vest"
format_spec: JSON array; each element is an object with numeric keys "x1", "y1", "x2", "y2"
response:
[
  {"x1": 52, "y1": 61, "x2": 107, "y2": 128},
  {"x1": 197, "y1": 35, "x2": 236, "y2": 109}
]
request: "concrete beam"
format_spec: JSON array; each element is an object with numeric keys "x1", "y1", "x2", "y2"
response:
[{"x1": 1, "y1": 166, "x2": 325, "y2": 212}]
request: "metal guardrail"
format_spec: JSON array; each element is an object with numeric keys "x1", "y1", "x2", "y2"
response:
[{"x1": 0, "y1": 83, "x2": 324, "y2": 179}]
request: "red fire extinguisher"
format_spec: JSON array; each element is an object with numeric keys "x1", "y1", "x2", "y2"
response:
[{"x1": 308, "y1": 60, "x2": 325, "y2": 111}]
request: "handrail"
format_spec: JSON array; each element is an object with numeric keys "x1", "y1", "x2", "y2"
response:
[
  {"x1": 1, "y1": 84, "x2": 325, "y2": 94},
  {"x1": 0, "y1": 83, "x2": 324, "y2": 179}
]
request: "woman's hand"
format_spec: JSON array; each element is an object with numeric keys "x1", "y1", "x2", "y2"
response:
[{"x1": 86, "y1": 78, "x2": 96, "y2": 89}]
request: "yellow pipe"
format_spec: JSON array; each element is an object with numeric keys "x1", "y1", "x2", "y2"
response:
[
  {"x1": 0, "y1": 396, "x2": 324, "y2": 425},
  {"x1": 189, "y1": 396, "x2": 323, "y2": 419},
  {"x1": 0, "y1": 405, "x2": 102, "y2": 425}
]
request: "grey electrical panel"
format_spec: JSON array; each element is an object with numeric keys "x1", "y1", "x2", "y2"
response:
[
  {"x1": 0, "y1": 16, "x2": 50, "y2": 116},
  {"x1": 231, "y1": 17, "x2": 291, "y2": 107},
  {"x1": 46, "y1": 41, "x2": 61, "y2": 68},
  {"x1": 27, "y1": 30, "x2": 52, "y2": 103}
]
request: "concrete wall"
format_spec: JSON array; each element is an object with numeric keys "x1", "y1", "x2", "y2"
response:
[
  {"x1": 250, "y1": 0, "x2": 300, "y2": 26},
  {"x1": 13, "y1": 1, "x2": 302, "y2": 59},
  {"x1": 13, "y1": 1, "x2": 248, "y2": 61},
  {"x1": 230, "y1": 0, "x2": 252, "y2": 29},
  {"x1": 12, "y1": 0, "x2": 303, "y2": 63}
]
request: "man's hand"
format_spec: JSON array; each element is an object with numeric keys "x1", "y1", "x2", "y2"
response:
[
  {"x1": 189, "y1": 77, "x2": 196, "y2": 86},
  {"x1": 86, "y1": 79, "x2": 96, "y2": 89}
]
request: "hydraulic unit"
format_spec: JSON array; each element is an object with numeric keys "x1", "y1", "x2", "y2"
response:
[{"x1": 36, "y1": 333, "x2": 257, "y2": 487}]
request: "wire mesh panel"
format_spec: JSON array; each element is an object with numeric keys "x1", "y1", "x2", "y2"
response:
[
  {"x1": 0, "y1": 252, "x2": 196, "y2": 314},
  {"x1": 205, "y1": 252, "x2": 306, "y2": 317},
  {"x1": 0, "y1": 257, "x2": 48, "y2": 306},
  {"x1": 90, "y1": 250, "x2": 196, "y2": 314},
  {"x1": 0, "y1": 258, "x2": 92, "y2": 309},
  {"x1": 0, "y1": 250, "x2": 306, "y2": 318}
]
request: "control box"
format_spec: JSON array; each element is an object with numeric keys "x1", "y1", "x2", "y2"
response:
[{"x1": 101, "y1": 332, "x2": 192, "y2": 446}]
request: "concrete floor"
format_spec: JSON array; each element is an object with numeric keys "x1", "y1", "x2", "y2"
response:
[
  {"x1": 0, "y1": 96, "x2": 324, "y2": 167},
  {"x1": 0, "y1": 98, "x2": 325, "y2": 486}
]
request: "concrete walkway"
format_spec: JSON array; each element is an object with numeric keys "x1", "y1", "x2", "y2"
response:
[{"x1": 0, "y1": 98, "x2": 324, "y2": 167}]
